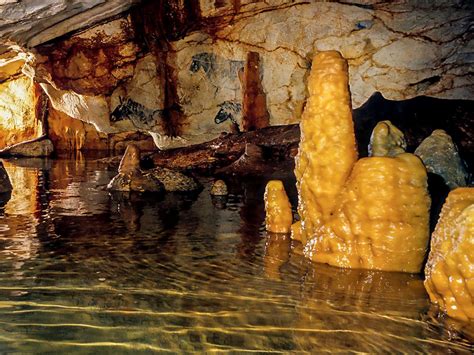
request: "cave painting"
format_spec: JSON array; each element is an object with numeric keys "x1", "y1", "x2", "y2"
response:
[
  {"x1": 268, "y1": 51, "x2": 431, "y2": 273},
  {"x1": 111, "y1": 97, "x2": 164, "y2": 131}
]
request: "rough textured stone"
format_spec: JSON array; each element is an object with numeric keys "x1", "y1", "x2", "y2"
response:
[
  {"x1": 0, "y1": 76, "x2": 43, "y2": 149},
  {"x1": 0, "y1": 1, "x2": 139, "y2": 47},
  {"x1": 0, "y1": 0, "x2": 472, "y2": 150},
  {"x1": 210, "y1": 180, "x2": 228, "y2": 196},
  {"x1": 264, "y1": 180, "x2": 293, "y2": 234},
  {"x1": 415, "y1": 130, "x2": 469, "y2": 190},
  {"x1": 0, "y1": 161, "x2": 12, "y2": 193},
  {"x1": 293, "y1": 51, "x2": 431, "y2": 273},
  {"x1": 108, "y1": 144, "x2": 163, "y2": 193},
  {"x1": 368, "y1": 120, "x2": 406, "y2": 157},
  {"x1": 424, "y1": 188, "x2": 474, "y2": 322},
  {"x1": 0, "y1": 137, "x2": 53, "y2": 157},
  {"x1": 148, "y1": 167, "x2": 201, "y2": 193}
]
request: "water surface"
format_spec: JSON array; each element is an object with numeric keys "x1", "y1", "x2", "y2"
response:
[{"x1": 0, "y1": 158, "x2": 472, "y2": 353}]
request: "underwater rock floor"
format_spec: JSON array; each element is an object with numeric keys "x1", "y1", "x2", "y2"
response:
[{"x1": 0, "y1": 158, "x2": 472, "y2": 353}]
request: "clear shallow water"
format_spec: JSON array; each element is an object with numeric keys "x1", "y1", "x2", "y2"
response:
[{"x1": 0, "y1": 158, "x2": 472, "y2": 354}]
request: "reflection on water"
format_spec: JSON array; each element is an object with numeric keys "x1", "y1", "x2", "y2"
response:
[{"x1": 0, "y1": 158, "x2": 472, "y2": 353}]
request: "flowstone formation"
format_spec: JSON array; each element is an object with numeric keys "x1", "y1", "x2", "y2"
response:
[
  {"x1": 264, "y1": 180, "x2": 293, "y2": 234},
  {"x1": 415, "y1": 129, "x2": 469, "y2": 190},
  {"x1": 291, "y1": 51, "x2": 431, "y2": 273},
  {"x1": 368, "y1": 120, "x2": 407, "y2": 157},
  {"x1": 107, "y1": 145, "x2": 163, "y2": 193},
  {"x1": 424, "y1": 188, "x2": 474, "y2": 322}
]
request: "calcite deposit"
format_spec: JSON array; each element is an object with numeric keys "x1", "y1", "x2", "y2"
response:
[
  {"x1": 107, "y1": 145, "x2": 163, "y2": 193},
  {"x1": 415, "y1": 130, "x2": 469, "y2": 190},
  {"x1": 424, "y1": 188, "x2": 474, "y2": 322},
  {"x1": 291, "y1": 51, "x2": 431, "y2": 273},
  {"x1": 264, "y1": 180, "x2": 293, "y2": 234},
  {"x1": 309, "y1": 153, "x2": 430, "y2": 273},
  {"x1": 368, "y1": 120, "x2": 406, "y2": 157},
  {"x1": 293, "y1": 51, "x2": 357, "y2": 244}
]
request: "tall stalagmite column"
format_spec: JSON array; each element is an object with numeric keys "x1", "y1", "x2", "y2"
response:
[
  {"x1": 293, "y1": 51, "x2": 430, "y2": 273},
  {"x1": 293, "y1": 51, "x2": 358, "y2": 244}
]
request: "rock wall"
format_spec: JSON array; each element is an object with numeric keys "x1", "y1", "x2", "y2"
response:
[
  {"x1": 0, "y1": 76, "x2": 43, "y2": 149},
  {"x1": 48, "y1": 105, "x2": 156, "y2": 154},
  {"x1": 2, "y1": 0, "x2": 472, "y2": 150}
]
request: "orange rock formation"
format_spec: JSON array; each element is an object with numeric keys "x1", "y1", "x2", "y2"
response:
[
  {"x1": 424, "y1": 188, "x2": 474, "y2": 322},
  {"x1": 292, "y1": 51, "x2": 430, "y2": 273},
  {"x1": 264, "y1": 180, "x2": 293, "y2": 234}
]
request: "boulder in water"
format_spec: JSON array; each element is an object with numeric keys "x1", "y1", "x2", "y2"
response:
[{"x1": 414, "y1": 129, "x2": 468, "y2": 189}]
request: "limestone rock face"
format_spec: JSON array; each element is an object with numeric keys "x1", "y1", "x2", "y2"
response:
[
  {"x1": 369, "y1": 120, "x2": 406, "y2": 157},
  {"x1": 415, "y1": 129, "x2": 469, "y2": 189},
  {"x1": 424, "y1": 188, "x2": 474, "y2": 322},
  {"x1": 0, "y1": 138, "x2": 53, "y2": 157},
  {"x1": 148, "y1": 168, "x2": 201, "y2": 193},
  {"x1": 0, "y1": 162, "x2": 12, "y2": 194},
  {"x1": 107, "y1": 145, "x2": 163, "y2": 193},
  {"x1": 0, "y1": 1, "x2": 139, "y2": 48},
  {"x1": 0, "y1": 76, "x2": 43, "y2": 149},
  {"x1": 1, "y1": 0, "x2": 472, "y2": 150}
]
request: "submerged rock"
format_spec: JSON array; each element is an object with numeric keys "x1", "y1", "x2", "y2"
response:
[
  {"x1": 107, "y1": 144, "x2": 163, "y2": 193},
  {"x1": 148, "y1": 167, "x2": 201, "y2": 192},
  {"x1": 0, "y1": 162, "x2": 13, "y2": 194},
  {"x1": 415, "y1": 129, "x2": 468, "y2": 189},
  {"x1": 368, "y1": 120, "x2": 406, "y2": 157},
  {"x1": 210, "y1": 180, "x2": 228, "y2": 196},
  {"x1": 0, "y1": 137, "x2": 54, "y2": 157},
  {"x1": 264, "y1": 180, "x2": 293, "y2": 234},
  {"x1": 424, "y1": 188, "x2": 474, "y2": 322}
]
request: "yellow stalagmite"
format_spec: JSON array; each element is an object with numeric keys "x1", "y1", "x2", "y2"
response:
[
  {"x1": 264, "y1": 180, "x2": 293, "y2": 234},
  {"x1": 306, "y1": 153, "x2": 431, "y2": 273},
  {"x1": 368, "y1": 120, "x2": 407, "y2": 157},
  {"x1": 291, "y1": 50, "x2": 431, "y2": 273},
  {"x1": 293, "y1": 51, "x2": 358, "y2": 244},
  {"x1": 424, "y1": 188, "x2": 474, "y2": 322}
]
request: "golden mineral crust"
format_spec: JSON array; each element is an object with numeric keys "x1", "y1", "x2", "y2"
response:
[
  {"x1": 264, "y1": 180, "x2": 293, "y2": 234},
  {"x1": 292, "y1": 51, "x2": 431, "y2": 273},
  {"x1": 306, "y1": 153, "x2": 431, "y2": 273},
  {"x1": 293, "y1": 51, "x2": 357, "y2": 244},
  {"x1": 424, "y1": 188, "x2": 474, "y2": 322}
]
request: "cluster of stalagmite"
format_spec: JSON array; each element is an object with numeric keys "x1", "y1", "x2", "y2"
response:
[
  {"x1": 268, "y1": 51, "x2": 431, "y2": 274},
  {"x1": 424, "y1": 188, "x2": 474, "y2": 322}
]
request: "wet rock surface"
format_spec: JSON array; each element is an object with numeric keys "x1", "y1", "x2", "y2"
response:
[
  {"x1": 0, "y1": 162, "x2": 12, "y2": 194},
  {"x1": 107, "y1": 145, "x2": 163, "y2": 193},
  {"x1": 424, "y1": 188, "x2": 474, "y2": 322},
  {"x1": 0, "y1": 138, "x2": 54, "y2": 157},
  {"x1": 210, "y1": 180, "x2": 228, "y2": 196},
  {"x1": 148, "y1": 168, "x2": 201, "y2": 193},
  {"x1": 415, "y1": 129, "x2": 469, "y2": 190},
  {"x1": 264, "y1": 180, "x2": 293, "y2": 234},
  {"x1": 292, "y1": 51, "x2": 431, "y2": 273},
  {"x1": 368, "y1": 120, "x2": 406, "y2": 157}
]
